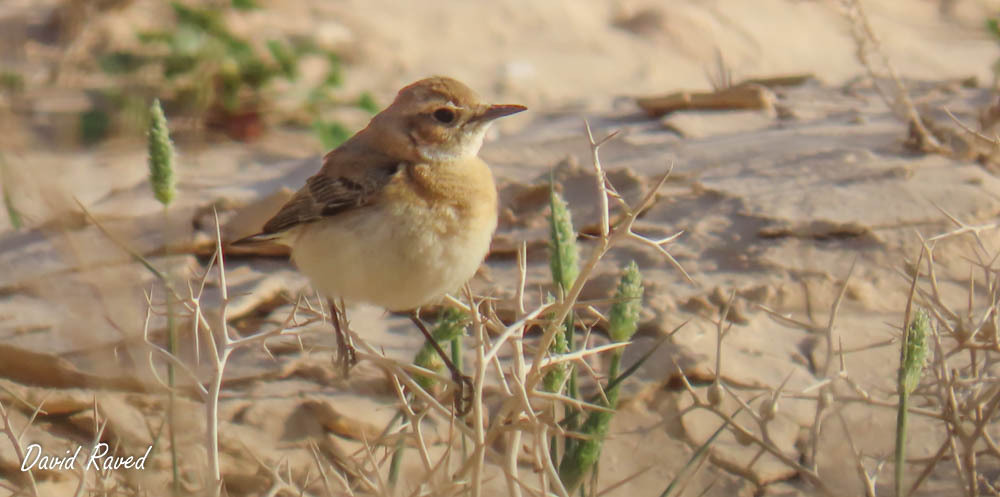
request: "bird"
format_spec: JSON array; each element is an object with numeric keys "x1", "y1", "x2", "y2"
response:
[{"x1": 233, "y1": 76, "x2": 526, "y2": 413}]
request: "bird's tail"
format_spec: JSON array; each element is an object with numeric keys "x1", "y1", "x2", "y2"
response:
[{"x1": 229, "y1": 231, "x2": 284, "y2": 246}]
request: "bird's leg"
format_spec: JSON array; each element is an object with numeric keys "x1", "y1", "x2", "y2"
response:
[
  {"x1": 408, "y1": 311, "x2": 473, "y2": 416},
  {"x1": 327, "y1": 298, "x2": 357, "y2": 377}
]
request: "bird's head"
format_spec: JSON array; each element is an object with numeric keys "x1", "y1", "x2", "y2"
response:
[{"x1": 368, "y1": 76, "x2": 526, "y2": 163}]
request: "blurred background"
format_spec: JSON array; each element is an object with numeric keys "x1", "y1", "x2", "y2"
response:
[{"x1": 1, "y1": 0, "x2": 999, "y2": 159}]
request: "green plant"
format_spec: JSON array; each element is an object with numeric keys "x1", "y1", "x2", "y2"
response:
[
  {"x1": 544, "y1": 186, "x2": 579, "y2": 395},
  {"x1": 988, "y1": 18, "x2": 1000, "y2": 87},
  {"x1": 390, "y1": 308, "x2": 470, "y2": 488},
  {"x1": 559, "y1": 261, "x2": 644, "y2": 493},
  {"x1": 895, "y1": 307, "x2": 929, "y2": 497},
  {"x1": 0, "y1": 71, "x2": 24, "y2": 95},
  {"x1": 87, "y1": 0, "x2": 365, "y2": 145},
  {"x1": 79, "y1": 109, "x2": 111, "y2": 145},
  {"x1": 311, "y1": 120, "x2": 351, "y2": 150},
  {"x1": 412, "y1": 308, "x2": 468, "y2": 390},
  {"x1": 147, "y1": 100, "x2": 176, "y2": 206},
  {"x1": 0, "y1": 155, "x2": 21, "y2": 230},
  {"x1": 147, "y1": 99, "x2": 180, "y2": 495}
]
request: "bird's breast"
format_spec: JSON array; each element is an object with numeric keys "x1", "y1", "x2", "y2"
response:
[
  {"x1": 287, "y1": 157, "x2": 498, "y2": 311},
  {"x1": 383, "y1": 158, "x2": 498, "y2": 238}
]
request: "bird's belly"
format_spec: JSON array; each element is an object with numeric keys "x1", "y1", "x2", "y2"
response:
[{"x1": 289, "y1": 203, "x2": 495, "y2": 311}]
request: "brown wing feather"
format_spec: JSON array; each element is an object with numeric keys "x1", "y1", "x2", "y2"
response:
[{"x1": 259, "y1": 154, "x2": 404, "y2": 236}]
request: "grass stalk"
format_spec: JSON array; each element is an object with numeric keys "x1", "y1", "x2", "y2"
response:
[
  {"x1": 0, "y1": 155, "x2": 22, "y2": 230},
  {"x1": 148, "y1": 99, "x2": 180, "y2": 495},
  {"x1": 385, "y1": 409, "x2": 405, "y2": 489},
  {"x1": 163, "y1": 219, "x2": 180, "y2": 496}
]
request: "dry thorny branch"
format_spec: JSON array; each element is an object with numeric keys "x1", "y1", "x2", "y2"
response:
[
  {"x1": 687, "y1": 206, "x2": 1000, "y2": 496},
  {"x1": 839, "y1": 0, "x2": 946, "y2": 154},
  {"x1": 127, "y1": 120, "x2": 693, "y2": 496}
]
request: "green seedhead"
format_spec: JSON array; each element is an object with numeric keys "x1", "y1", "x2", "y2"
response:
[
  {"x1": 548, "y1": 187, "x2": 579, "y2": 294},
  {"x1": 148, "y1": 97, "x2": 180, "y2": 493},
  {"x1": 542, "y1": 330, "x2": 569, "y2": 393},
  {"x1": 895, "y1": 307, "x2": 930, "y2": 497},
  {"x1": 900, "y1": 308, "x2": 929, "y2": 395},
  {"x1": 544, "y1": 187, "x2": 579, "y2": 394},
  {"x1": 147, "y1": 99, "x2": 176, "y2": 206},
  {"x1": 608, "y1": 261, "x2": 643, "y2": 343}
]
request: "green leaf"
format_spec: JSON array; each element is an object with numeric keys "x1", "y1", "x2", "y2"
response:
[
  {"x1": 238, "y1": 57, "x2": 272, "y2": 89},
  {"x1": 231, "y1": 0, "x2": 258, "y2": 10},
  {"x1": 2, "y1": 187, "x2": 20, "y2": 229},
  {"x1": 659, "y1": 411, "x2": 734, "y2": 497},
  {"x1": 137, "y1": 30, "x2": 174, "y2": 45},
  {"x1": 290, "y1": 38, "x2": 320, "y2": 56},
  {"x1": 169, "y1": 25, "x2": 206, "y2": 55},
  {"x1": 357, "y1": 91, "x2": 379, "y2": 114},
  {"x1": 322, "y1": 52, "x2": 343, "y2": 88},
  {"x1": 267, "y1": 40, "x2": 298, "y2": 79},
  {"x1": 0, "y1": 156, "x2": 21, "y2": 230},
  {"x1": 988, "y1": 18, "x2": 1000, "y2": 40},
  {"x1": 98, "y1": 52, "x2": 147, "y2": 74},
  {"x1": 172, "y1": 2, "x2": 226, "y2": 36},
  {"x1": 163, "y1": 54, "x2": 198, "y2": 79},
  {"x1": 0, "y1": 71, "x2": 24, "y2": 94},
  {"x1": 218, "y1": 71, "x2": 242, "y2": 111},
  {"x1": 312, "y1": 120, "x2": 350, "y2": 149},
  {"x1": 225, "y1": 38, "x2": 255, "y2": 62},
  {"x1": 79, "y1": 109, "x2": 111, "y2": 146}
]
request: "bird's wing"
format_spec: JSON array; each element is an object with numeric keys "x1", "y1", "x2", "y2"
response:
[{"x1": 236, "y1": 150, "x2": 404, "y2": 243}]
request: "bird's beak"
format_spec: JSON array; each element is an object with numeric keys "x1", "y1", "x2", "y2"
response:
[{"x1": 474, "y1": 104, "x2": 527, "y2": 123}]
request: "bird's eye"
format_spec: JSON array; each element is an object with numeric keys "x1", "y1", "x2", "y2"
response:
[{"x1": 433, "y1": 108, "x2": 456, "y2": 124}]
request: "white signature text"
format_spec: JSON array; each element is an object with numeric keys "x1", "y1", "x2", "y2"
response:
[{"x1": 21, "y1": 443, "x2": 152, "y2": 471}]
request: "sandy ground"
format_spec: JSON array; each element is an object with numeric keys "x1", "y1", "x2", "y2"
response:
[
  {"x1": 3, "y1": 0, "x2": 1000, "y2": 496},
  {"x1": 253, "y1": 0, "x2": 1000, "y2": 106}
]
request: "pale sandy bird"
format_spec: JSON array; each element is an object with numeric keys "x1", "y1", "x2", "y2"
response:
[{"x1": 234, "y1": 77, "x2": 526, "y2": 411}]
